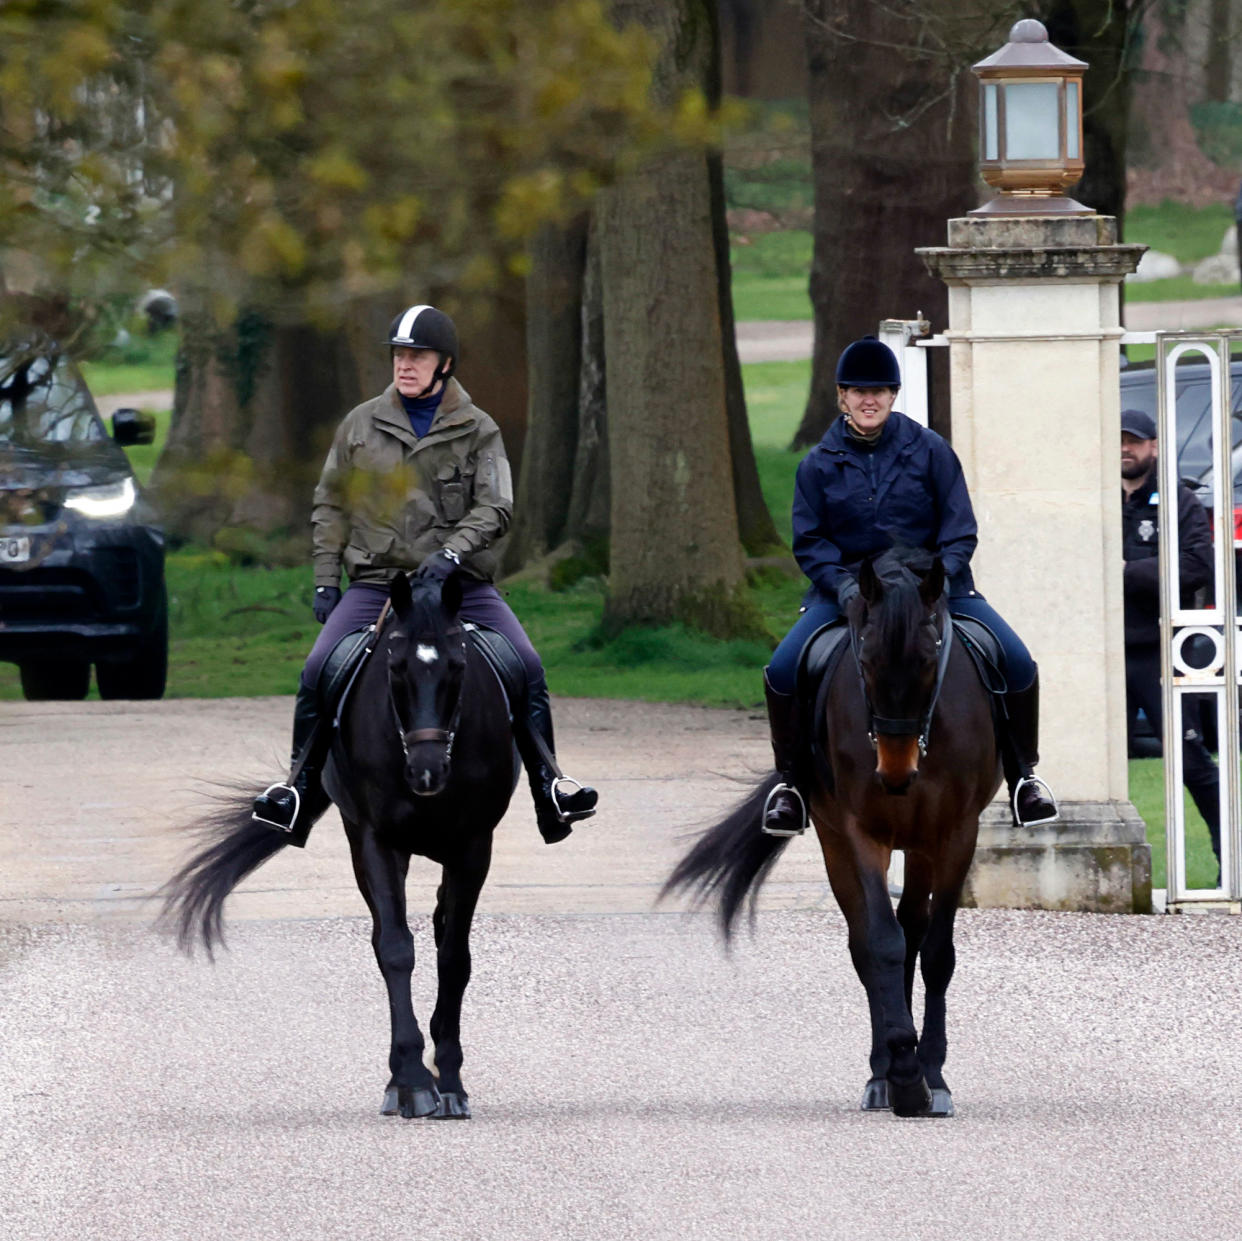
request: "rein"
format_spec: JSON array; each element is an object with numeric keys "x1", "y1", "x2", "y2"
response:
[{"x1": 850, "y1": 604, "x2": 954, "y2": 755}]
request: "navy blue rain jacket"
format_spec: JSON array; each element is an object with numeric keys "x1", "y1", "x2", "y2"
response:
[{"x1": 793, "y1": 410, "x2": 978, "y2": 603}]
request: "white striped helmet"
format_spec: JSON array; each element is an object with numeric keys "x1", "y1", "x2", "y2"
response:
[{"x1": 386, "y1": 304, "x2": 458, "y2": 377}]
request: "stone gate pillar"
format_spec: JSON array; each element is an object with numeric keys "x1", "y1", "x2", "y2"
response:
[{"x1": 919, "y1": 215, "x2": 1152, "y2": 912}]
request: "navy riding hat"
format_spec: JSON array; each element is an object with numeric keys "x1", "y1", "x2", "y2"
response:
[{"x1": 836, "y1": 336, "x2": 902, "y2": 389}]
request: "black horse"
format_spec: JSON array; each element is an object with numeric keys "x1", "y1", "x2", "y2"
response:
[
  {"x1": 663, "y1": 548, "x2": 1001, "y2": 1117},
  {"x1": 161, "y1": 571, "x2": 516, "y2": 1119}
]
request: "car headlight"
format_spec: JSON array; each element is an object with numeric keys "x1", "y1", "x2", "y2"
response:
[{"x1": 63, "y1": 477, "x2": 136, "y2": 519}]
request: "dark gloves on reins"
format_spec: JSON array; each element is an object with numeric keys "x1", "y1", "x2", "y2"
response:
[
  {"x1": 416, "y1": 548, "x2": 461, "y2": 583},
  {"x1": 836, "y1": 576, "x2": 861, "y2": 609},
  {"x1": 313, "y1": 585, "x2": 342, "y2": 624}
]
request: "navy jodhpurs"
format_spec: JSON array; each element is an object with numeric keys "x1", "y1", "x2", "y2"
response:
[
  {"x1": 302, "y1": 579, "x2": 543, "y2": 690},
  {"x1": 766, "y1": 592, "x2": 1037, "y2": 697}
]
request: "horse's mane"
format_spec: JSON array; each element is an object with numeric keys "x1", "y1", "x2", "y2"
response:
[{"x1": 865, "y1": 547, "x2": 940, "y2": 663}]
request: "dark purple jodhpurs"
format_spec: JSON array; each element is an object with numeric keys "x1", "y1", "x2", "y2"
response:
[{"x1": 302, "y1": 579, "x2": 542, "y2": 689}]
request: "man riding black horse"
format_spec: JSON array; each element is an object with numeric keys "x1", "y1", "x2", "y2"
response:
[{"x1": 252, "y1": 303, "x2": 598, "y2": 846}]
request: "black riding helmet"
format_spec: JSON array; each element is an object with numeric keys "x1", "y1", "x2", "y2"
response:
[
  {"x1": 835, "y1": 336, "x2": 901, "y2": 389},
  {"x1": 386, "y1": 304, "x2": 459, "y2": 393}
]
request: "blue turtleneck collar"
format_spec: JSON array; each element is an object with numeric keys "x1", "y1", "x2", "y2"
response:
[{"x1": 399, "y1": 387, "x2": 444, "y2": 438}]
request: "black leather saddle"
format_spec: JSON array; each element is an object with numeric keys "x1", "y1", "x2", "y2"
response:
[{"x1": 315, "y1": 618, "x2": 529, "y2": 730}]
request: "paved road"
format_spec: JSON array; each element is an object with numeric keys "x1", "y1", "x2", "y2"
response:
[{"x1": 3, "y1": 698, "x2": 1242, "y2": 1240}]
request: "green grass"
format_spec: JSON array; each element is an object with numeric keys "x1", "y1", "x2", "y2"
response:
[
  {"x1": 1126, "y1": 201, "x2": 1235, "y2": 266},
  {"x1": 81, "y1": 330, "x2": 178, "y2": 395},
  {"x1": 730, "y1": 231, "x2": 812, "y2": 321},
  {"x1": 1125, "y1": 275, "x2": 1237, "y2": 303},
  {"x1": 1129, "y1": 757, "x2": 1224, "y2": 890},
  {"x1": 724, "y1": 204, "x2": 1242, "y2": 322}
]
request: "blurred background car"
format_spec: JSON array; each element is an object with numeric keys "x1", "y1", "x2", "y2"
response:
[{"x1": 0, "y1": 336, "x2": 167, "y2": 700}]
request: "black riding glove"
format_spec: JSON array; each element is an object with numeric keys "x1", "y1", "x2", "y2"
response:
[
  {"x1": 313, "y1": 585, "x2": 342, "y2": 624},
  {"x1": 836, "y1": 576, "x2": 861, "y2": 609},
  {"x1": 416, "y1": 548, "x2": 461, "y2": 582}
]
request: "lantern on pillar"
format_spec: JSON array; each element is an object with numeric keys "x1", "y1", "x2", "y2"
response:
[{"x1": 970, "y1": 18, "x2": 1090, "y2": 216}]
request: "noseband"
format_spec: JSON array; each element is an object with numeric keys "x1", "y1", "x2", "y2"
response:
[{"x1": 850, "y1": 606, "x2": 953, "y2": 755}]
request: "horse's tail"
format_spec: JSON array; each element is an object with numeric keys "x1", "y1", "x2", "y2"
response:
[
  {"x1": 659, "y1": 773, "x2": 793, "y2": 941},
  {"x1": 158, "y1": 783, "x2": 289, "y2": 959}
]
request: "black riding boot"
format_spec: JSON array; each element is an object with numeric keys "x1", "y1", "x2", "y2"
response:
[
  {"x1": 761, "y1": 669, "x2": 807, "y2": 837},
  {"x1": 251, "y1": 679, "x2": 333, "y2": 848},
  {"x1": 515, "y1": 676, "x2": 598, "y2": 844},
  {"x1": 1002, "y1": 673, "x2": 1059, "y2": 828}
]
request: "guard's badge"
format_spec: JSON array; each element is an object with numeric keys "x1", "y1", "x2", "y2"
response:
[{"x1": 1138, "y1": 519, "x2": 1156, "y2": 542}]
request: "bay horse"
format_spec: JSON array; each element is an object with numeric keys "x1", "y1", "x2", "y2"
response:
[
  {"x1": 663, "y1": 548, "x2": 1001, "y2": 1117},
  {"x1": 161, "y1": 571, "x2": 516, "y2": 1119}
]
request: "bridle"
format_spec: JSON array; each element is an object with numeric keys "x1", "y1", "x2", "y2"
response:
[
  {"x1": 388, "y1": 619, "x2": 467, "y2": 767},
  {"x1": 850, "y1": 601, "x2": 954, "y2": 756}
]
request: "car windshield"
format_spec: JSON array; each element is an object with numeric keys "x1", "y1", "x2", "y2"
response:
[{"x1": 0, "y1": 348, "x2": 107, "y2": 447}]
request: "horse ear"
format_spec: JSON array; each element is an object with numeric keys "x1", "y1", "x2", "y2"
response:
[
  {"x1": 440, "y1": 570, "x2": 462, "y2": 618},
  {"x1": 390, "y1": 570, "x2": 413, "y2": 617},
  {"x1": 920, "y1": 558, "x2": 946, "y2": 607},
  {"x1": 858, "y1": 558, "x2": 881, "y2": 606}
]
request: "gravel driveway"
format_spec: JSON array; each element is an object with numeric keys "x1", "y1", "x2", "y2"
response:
[{"x1": 2, "y1": 697, "x2": 1241, "y2": 1241}]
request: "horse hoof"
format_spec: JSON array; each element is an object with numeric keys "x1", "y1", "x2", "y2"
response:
[
  {"x1": 927, "y1": 1088, "x2": 954, "y2": 1118},
  {"x1": 431, "y1": 1091, "x2": 471, "y2": 1120},
  {"x1": 860, "y1": 1078, "x2": 891, "y2": 1111},
  {"x1": 889, "y1": 1076, "x2": 932, "y2": 1117},
  {"x1": 380, "y1": 1085, "x2": 442, "y2": 1119}
]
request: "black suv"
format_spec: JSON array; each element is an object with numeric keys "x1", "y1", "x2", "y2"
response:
[{"x1": 0, "y1": 339, "x2": 167, "y2": 699}]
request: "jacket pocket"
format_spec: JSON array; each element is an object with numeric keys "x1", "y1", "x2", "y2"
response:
[
  {"x1": 435, "y1": 462, "x2": 475, "y2": 525},
  {"x1": 343, "y1": 528, "x2": 397, "y2": 575}
]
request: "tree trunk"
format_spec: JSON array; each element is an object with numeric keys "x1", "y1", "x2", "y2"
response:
[
  {"x1": 793, "y1": 0, "x2": 977, "y2": 450},
  {"x1": 153, "y1": 306, "x2": 356, "y2": 558},
  {"x1": 503, "y1": 217, "x2": 589, "y2": 573},
  {"x1": 600, "y1": 0, "x2": 764, "y2": 639},
  {"x1": 1204, "y1": 0, "x2": 1233, "y2": 103},
  {"x1": 1128, "y1": 2, "x2": 1237, "y2": 205},
  {"x1": 564, "y1": 213, "x2": 612, "y2": 557},
  {"x1": 1040, "y1": 0, "x2": 1137, "y2": 224}
]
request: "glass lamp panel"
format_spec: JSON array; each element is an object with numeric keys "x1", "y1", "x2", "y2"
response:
[
  {"x1": 1065, "y1": 80, "x2": 1080, "y2": 159},
  {"x1": 1003, "y1": 81, "x2": 1061, "y2": 161},
  {"x1": 983, "y1": 83, "x2": 999, "y2": 160}
]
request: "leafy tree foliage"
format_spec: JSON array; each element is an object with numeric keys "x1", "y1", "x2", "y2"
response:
[{"x1": 0, "y1": 0, "x2": 696, "y2": 331}]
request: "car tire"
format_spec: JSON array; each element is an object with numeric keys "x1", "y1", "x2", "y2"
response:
[
  {"x1": 20, "y1": 658, "x2": 91, "y2": 701},
  {"x1": 96, "y1": 588, "x2": 168, "y2": 701}
]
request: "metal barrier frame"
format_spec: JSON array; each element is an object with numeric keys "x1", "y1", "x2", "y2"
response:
[{"x1": 1149, "y1": 331, "x2": 1242, "y2": 911}]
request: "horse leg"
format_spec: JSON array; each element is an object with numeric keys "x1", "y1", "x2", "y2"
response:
[
  {"x1": 427, "y1": 837, "x2": 493, "y2": 1120},
  {"x1": 915, "y1": 849, "x2": 974, "y2": 1119},
  {"x1": 820, "y1": 829, "x2": 930, "y2": 1117},
  {"x1": 895, "y1": 856, "x2": 932, "y2": 1018},
  {"x1": 347, "y1": 826, "x2": 441, "y2": 1119}
]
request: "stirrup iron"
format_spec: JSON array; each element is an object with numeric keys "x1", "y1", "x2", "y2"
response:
[
  {"x1": 551, "y1": 775, "x2": 596, "y2": 823},
  {"x1": 761, "y1": 782, "x2": 807, "y2": 838},
  {"x1": 252, "y1": 782, "x2": 300, "y2": 833},
  {"x1": 1012, "y1": 775, "x2": 1059, "y2": 827}
]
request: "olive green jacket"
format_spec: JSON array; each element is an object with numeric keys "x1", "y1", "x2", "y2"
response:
[{"x1": 311, "y1": 378, "x2": 513, "y2": 589}]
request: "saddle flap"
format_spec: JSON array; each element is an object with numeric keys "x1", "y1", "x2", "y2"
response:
[
  {"x1": 794, "y1": 620, "x2": 850, "y2": 797},
  {"x1": 464, "y1": 623, "x2": 527, "y2": 718},
  {"x1": 318, "y1": 626, "x2": 378, "y2": 722},
  {"x1": 950, "y1": 615, "x2": 1007, "y2": 695}
]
